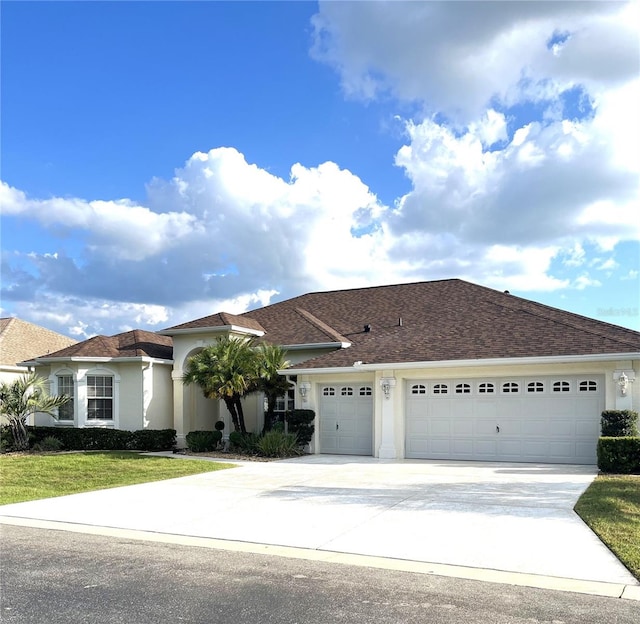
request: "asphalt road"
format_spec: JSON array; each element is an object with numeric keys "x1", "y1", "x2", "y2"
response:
[{"x1": 0, "y1": 525, "x2": 637, "y2": 624}]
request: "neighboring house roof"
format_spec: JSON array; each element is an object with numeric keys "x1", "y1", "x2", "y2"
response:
[
  {"x1": 0, "y1": 317, "x2": 77, "y2": 368},
  {"x1": 166, "y1": 279, "x2": 640, "y2": 369},
  {"x1": 26, "y1": 329, "x2": 173, "y2": 362}
]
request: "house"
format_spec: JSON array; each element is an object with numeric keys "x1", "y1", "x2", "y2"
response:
[
  {"x1": 22, "y1": 330, "x2": 173, "y2": 430},
  {"x1": 25, "y1": 279, "x2": 640, "y2": 464},
  {"x1": 0, "y1": 317, "x2": 77, "y2": 384}
]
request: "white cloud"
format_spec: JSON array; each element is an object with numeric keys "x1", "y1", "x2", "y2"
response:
[{"x1": 311, "y1": 1, "x2": 638, "y2": 121}]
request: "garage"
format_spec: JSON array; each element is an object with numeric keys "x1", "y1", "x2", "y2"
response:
[
  {"x1": 405, "y1": 375, "x2": 604, "y2": 464},
  {"x1": 319, "y1": 384, "x2": 373, "y2": 455}
]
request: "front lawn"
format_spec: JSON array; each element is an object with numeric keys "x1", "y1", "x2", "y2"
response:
[
  {"x1": 575, "y1": 474, "x2": 640, "y2": 581},
  {"x1": 0, "y1": 452, "x2": 235, "y2": 505}
]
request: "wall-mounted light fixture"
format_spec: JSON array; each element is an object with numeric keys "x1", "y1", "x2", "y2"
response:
[
  {"x1": 299, "y1": 382, "x2": 311, "y2": 402},
  {"x1": 380, "y1": 377, "x2": 396, "y2": 400},
  {"x1": 618, "y1": 372, "x2": 629, "y2": 396}
]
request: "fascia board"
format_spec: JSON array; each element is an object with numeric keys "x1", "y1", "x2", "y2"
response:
[
  {"x1": 158, "y1": 326, "x2": 264, "y2": 337},
  {"x1": 22, "y1": 356, "x2": 174, "y2": 366},
  {"x1": 281, "y1": 342, "x2": 351, "y2": 350},
  {"x1": 285, "y1": 352, "x2": 640, "y2": 375}
]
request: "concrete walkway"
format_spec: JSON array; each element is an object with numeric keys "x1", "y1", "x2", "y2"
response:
[{"x1": 1, "y1": 456, "x2": 637, "y2": 597}]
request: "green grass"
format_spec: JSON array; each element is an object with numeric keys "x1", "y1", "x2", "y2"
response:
[
  {"x1": 0, "y1": 452, "x2": 236, "y2": 505},
  {"x1": 575, "y1": 474, "x2": 640, "y2": 581}
]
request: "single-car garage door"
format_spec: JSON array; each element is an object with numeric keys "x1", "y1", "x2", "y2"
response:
[
  {"x1": 319, "y1": 384, "x2": 373, "y2": 455},
  {"x1": 406, "y1": 375, "x2": 604, "y2": 464}
]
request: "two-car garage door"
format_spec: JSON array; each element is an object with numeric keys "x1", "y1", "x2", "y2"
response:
[{"x1": 406, "y1": 375, "x2": 604, "y2": 464}]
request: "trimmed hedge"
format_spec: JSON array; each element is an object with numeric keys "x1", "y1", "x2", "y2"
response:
[
  {"x1": 601, "y1": 410, "x2": 638, "y2": 437},
  {"x1": 23, "y1": 426, "x2": 176, "y2": 452},
  {"x1": 597, "y1": 437, "x2": 640, "y2": 474},
  {"x1": 286, "y1": 409, "x2": 315, "y2": 448}
]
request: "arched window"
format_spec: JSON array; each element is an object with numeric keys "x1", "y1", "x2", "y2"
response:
[
  {"x1": 478, "y1": 382, "x2": 494, "y2": 394},
  {"x1": 527, "y1": 381, "x2": 544, "y2": 393},
  {"x1": 341, "y1": 387, "x2": 353, "y2": 396},
  {"x1": 322, "y1": 387, "x2": 335, "y2": 396},
  {"x1": 579, "y1": 380, "x2": 597, "y2": 392},
  {"x1": 502, "y1": 382, "x2": 519, "y2": 393},
  {"x1": 410, "y1": 384, "x2": 426, "y2": 395},
  {"x1": 359, "y1": 386, "x2": 372, "y2": 396},
  {"x1": 553, "y1": 381, "x2": 570, "y2": 393},
  {"x1": 433, "y1": 383, "x2": 448, "y2": 395},
  {"x1": 455, "y1": 383, "x2": 471, "y2": 394}
]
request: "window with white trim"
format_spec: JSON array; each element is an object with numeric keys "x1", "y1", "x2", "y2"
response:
[
  {"x1": 502, "y1": 382, "x2": 519, "y2": 393},
  {"x1": 433, "y1": 384, "x2": 448, "y2": 395},
  {"x1": 359, "y1": 386, "x2": 372, "y2": 396},
  {"x1": 341, "y1": 387, "x2": 353, "y2": 396},
  {"x1": 478, "y1": 382, "x2": 494, "y2": 394},
  {"x1": 553, "y1": 381, "x2": 570, "y2": 393},
  {"x1": 87, "y1": 375, "x2": 113, "y2": 420},
  {"x1": 579, "y1": 380, "x2": 598, "y2": 392},
  {"x1": 455, "y1": 383, "x2": 471, "y2": 394},
  {"x1": 57, "y1": 375, "x2": 74, "y2": 421},
  {"x1": 411, "y1": 384, "x2": 426, "y2": 395},
  {"x1": 322, "y1": 387, "x2": 335, "y2": 396},
  {"x1": 527, "y1": 381, "x2": 544, "y2": 393}
]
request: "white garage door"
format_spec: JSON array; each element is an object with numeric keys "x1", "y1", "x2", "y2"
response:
[
  {"x1": 319, "y1": 384, "x2": 373, "y2": 455},
  {"x1": 406, "y1": 375, "x2": 604, "y2": 464}
]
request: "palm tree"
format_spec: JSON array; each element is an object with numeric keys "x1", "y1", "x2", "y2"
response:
[
  {"x1": 0, "y1": 372, "x2": 70, "y2": 451},
  {"x1": 182, "y1": 336, "x2": 260, "y2": 433},
  {"x1": 257, "y1": 343, "x2": 291, "y2": 433}
]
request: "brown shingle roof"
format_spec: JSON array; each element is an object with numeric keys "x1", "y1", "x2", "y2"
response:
[
  {"x1": 163, "y1": 312, "x2": 265, "y2": 333},
  {"x1": 29, "y1": 330, "x2": 173, "y2": 362},
  {"x1": 235, "y1": 279, "x2": 639, "y2": 368},
  {"x1": 0, "y1": 318, "x2": 77, "y2": 366}
]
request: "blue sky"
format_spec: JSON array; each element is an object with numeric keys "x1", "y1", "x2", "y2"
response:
[{"x1": 1, "y1": 0, "x2": 639, "y2": 339}]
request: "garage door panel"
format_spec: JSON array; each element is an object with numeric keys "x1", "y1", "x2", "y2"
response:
[
  {"x1": 406, "y1": 375, "x2": 603, "y2": 464},
  {"x1": 320, "y1": 391, "x2": 373, "y2": 456}
]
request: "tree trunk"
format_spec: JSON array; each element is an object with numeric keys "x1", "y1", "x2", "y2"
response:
[
  {"x1": 10, "y1": 418, "x2": 29, "y2": 451},
  {"x1": 234, "y1": 395, "x2": 247, "y2": 434},
  {"x1": 224, "y1": 398, "x2": 240, "y2": 432}
]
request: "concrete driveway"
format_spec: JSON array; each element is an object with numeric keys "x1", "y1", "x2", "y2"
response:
[{"x1": 0, "y1": 455, "x2": 637, "y2": 593}]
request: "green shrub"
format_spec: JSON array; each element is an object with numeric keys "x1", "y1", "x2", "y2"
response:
[
  {"x1": 601, "y1": 410, "x2": 638, "y2": 437},
  {"x1": 185, "y1": 430, "x2": 221, "y2": 453},
  {"x1": 597, "y1": 437, "x2": 640, "y2": 474},
  {"x1": 256, "y1": 430, "x2": 301, "y2": 457},
  {"x1": 286, "y1": 409, "x2": 315, "y2": 448},
  {"x1": 32, "y1": 436, "x2": 64, "y2": 452},
  {"x1": 25, "y1": 426, "x2": 176, "y2": 452},
  {"x1": 229, "y1": 431, "x2": 260, "y2": 454},
  {"x1": 127, "y1": 429, "x2": 176, "y2": 451}
]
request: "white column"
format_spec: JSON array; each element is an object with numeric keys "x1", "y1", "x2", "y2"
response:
[
  {"x1": 172, "y1": 371, "x2": 187, "y2": 447},
  {"x1": 378, "y1": 376, "x2": 397, "y2": 459}
]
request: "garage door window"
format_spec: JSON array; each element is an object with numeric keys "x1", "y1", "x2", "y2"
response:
[
  {"x1": 341, "y1": 387, "x2": 353, "y2": 396},
  {"x1": 579, "y1": 380, "x2": 597, "y2": 392},
  {"x1": 359, "y1": 386, "x2": 372, "y2": 396},
  {"x1": 502, "y1": 382, "x2": 519, "y2": 393},
  {"x1": 433, "y1": 384, "x2": 448, "y2": 394},
  {"x1": 478, "y1": 382, "x2": 494, "y2": 394},
  {"x1": 553, "y1": 381, "x2": 571, "y2": 392},
  {"x1": 323, "y1": 387, "x2": 335, "y2": 396},
  {"x1": 455, "y1": 383, "x2": 471, "y2": 394},
  {"x1": 527, "y1": 382, "x2": 544, "y2": 393},
  {"x1": 411, "y1": 384, "x2": 426, "y2": 395}
]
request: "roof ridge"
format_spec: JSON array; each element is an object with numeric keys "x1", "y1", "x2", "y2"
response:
[
  {"x1": 294, "y1": 307, "x2": 350, "y2": 344},
  {"x1": 485, "y1": 294, "x2": 640, "y2": 349}
]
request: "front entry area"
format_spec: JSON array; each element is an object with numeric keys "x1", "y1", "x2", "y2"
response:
[
  {"x1": 405, "y1": 375, "x2": 604, "y2": 464},
  {"x1": 319, "y1": 384, "x2": 373, "y2": 455}
]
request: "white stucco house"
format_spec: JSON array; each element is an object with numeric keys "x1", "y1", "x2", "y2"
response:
[{"x1": 24, "y1": 279, "x2": 640, "y2": 464}]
